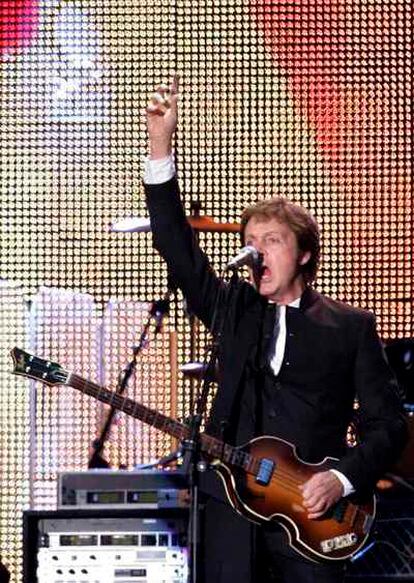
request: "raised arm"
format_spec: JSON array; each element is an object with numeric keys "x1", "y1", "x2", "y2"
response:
[
  {"x1": 146, "y1": 76, "x2": 178, "y2": 160},
  {"x1": 144, "y1": 78, "x2": 233, "y2": 331}
]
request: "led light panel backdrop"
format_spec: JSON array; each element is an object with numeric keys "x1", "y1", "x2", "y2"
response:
[{"x1": 0, "y1": 0, "x2": 412, "y2": 580}]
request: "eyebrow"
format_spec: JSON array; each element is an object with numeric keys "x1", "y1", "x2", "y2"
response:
[{"x1": 245, "y1": 229, "x2": 284, "y2": 240}]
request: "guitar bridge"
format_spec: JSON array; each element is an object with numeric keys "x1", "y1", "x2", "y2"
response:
[{"x1": 255, "y1": 458, "x2": 275, "y2": 485}]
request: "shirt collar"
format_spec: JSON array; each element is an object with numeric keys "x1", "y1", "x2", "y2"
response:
[
  {"x1": 289, "y1": 297, "x2": 301, "y2": 308},
  {"x1": 269, "y1": 296, "x2": 301, "y2": 308}
]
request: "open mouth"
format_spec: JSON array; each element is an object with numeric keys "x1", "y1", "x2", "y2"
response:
[{"x1": 260, "y1": 265, "x2": 271, "y2": 280}]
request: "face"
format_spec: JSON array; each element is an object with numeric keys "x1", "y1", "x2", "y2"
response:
[{"x1": 244, "y1": 216, "x2": 311, "y2": 304}]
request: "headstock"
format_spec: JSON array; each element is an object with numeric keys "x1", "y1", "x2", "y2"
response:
[{"x1": 10, "y1": 347, "x2": 69, "y2": 386}]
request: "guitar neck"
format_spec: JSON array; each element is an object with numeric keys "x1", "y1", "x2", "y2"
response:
[
  {"x1": 67, "y1": 373, "x2": 189, "y2": 442},
  {"x1": 67, "y1": 373, "x2": 243, "y2": 468}
]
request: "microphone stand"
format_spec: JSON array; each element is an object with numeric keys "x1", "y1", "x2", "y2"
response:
[
  {"x1": 181, "y1": 270, "x2": 238, "y2": 583},
  {"x1": 188, "y1": 200, "x2": 202, "y2": 414},
  {"x1": 88, "y1": 292, "x2": 172, "y2": 469}
]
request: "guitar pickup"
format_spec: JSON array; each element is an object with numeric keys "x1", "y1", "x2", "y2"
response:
[{"x1": 255, "y1": 458, "x2": 275, "y2": 485}]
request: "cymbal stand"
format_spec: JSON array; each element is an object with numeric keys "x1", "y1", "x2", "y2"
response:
[
  {"x1": 187, "y1": 199, "x2": 203, "y2": 413},
  {"x1": 88, "y1": 291, "x2": 171, "y2": 469}
]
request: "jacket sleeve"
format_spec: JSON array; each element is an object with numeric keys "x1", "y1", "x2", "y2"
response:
[
  {"x1": 336, "y1": 312, "x2": 408, "y2": 493},
  {"x1": 145, "y1": 177, "x2": 227, "y2": 331}
]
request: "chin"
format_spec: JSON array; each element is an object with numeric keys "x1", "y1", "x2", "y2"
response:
[{"x1": 259, "y1": 283, "x2": 277, "y2": 299}]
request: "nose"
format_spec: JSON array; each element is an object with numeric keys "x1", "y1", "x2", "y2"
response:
[
  {"x1": 250, "y1": 245, "x2": 264, "y2": 269},
  {"x1": 252, "y1": 241, "x2": 264, "y2": 254},
  {"x1": 254, "y1": 243, "x2": 267, "y2": 261}
]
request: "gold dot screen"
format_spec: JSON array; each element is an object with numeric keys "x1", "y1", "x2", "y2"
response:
[{"x1": 0, "y1": 0, "x2": 412, "y2": 580}]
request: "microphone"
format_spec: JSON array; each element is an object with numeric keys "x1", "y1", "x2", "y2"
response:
[{"x1": 226, "y1": 245, "x2": 262, "y2": 271}]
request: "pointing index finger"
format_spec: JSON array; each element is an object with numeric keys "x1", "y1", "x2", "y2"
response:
[{"x1": 170, "y1": 74, "x2": 179, "y2": 95}]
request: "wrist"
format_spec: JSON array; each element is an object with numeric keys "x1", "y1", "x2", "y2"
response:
[{"x1": 149, "y1": 138, "x2": 173, "y2": 160}]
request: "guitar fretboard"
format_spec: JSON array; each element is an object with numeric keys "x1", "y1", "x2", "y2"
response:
[
  {"x1": 67, "y1": 372, "x2": 256, "y2": 473},
  {"x1": 68, "y1": 372, "x2": 189, "y2": 441}
]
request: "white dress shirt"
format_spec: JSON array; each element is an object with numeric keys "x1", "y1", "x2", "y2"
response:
[
  {"x1": 144, "y1": 155, "x2": 175, "y2": 184},
  {"x1": 144, "y1": 155, "x2": 354, "y2": 497},
  {"x1": 269, "y1": 300, "x2": 299, "y2": 376}
]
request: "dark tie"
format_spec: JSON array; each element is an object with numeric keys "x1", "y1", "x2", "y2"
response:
[{"x1": 267, "y1": 304, "x2": 281, "y2": 364}]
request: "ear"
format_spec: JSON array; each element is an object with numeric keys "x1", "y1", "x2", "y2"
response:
[{"x1": 299, "y1": 250, "x2": 311, "y2": 266}]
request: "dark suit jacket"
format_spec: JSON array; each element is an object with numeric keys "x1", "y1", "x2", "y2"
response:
[
  {"x1": 146, "y1": 179, "x2": 407, "y2": 583},
  {"x1": 145, "y1": 177, "x2": 408, "y2": 580}
]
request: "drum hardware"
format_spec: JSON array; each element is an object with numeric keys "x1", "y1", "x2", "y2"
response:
[
  {"x1": 110, "y1": 215, "x2": 240, "y2": 233},
  {"x1": 180, "y1": 362, "x2": 207, "y2": 382},
  {"x1": 180, "y1": 362, "x2": 218, "y2": 384}
]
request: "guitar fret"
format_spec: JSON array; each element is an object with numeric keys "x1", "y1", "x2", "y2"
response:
[
  {"x1": 152, "y1": 410, "x2": 159, "y2": 427},
  {"x1": 250, "y1": 458, "x2": 260, "y2": 475},
  {"x1": 108, "y1": 389, "x2": 118, "y2": 407},
  {"x1": 231, "y1": 448, "x2": 244, "y2": 466},
  {"x1": 122, "y1": 397, "x2": 132, "y2": 410},
  {"x1": 67, "y1": 374, "x2": 257, "y2": 473},
  {"x1": 244, "y1": 454, "x2": 254, "y2": 472},
  {"x1": 162, "y1": 417, "x2": 184, "y2": 438},
  {"x1": 131, "y1": 400, "x2": 144, "y2": 421},
  {"x1": 221, "y1": 444, "x2": 232, "y2": 463},
  {"x1": 67, "y1": 372, "x2": 186, "y2": 440},
  {"x1": 201, "y1": 436, "x2": 231, "y2": 463},
  {"x1": 199, "y1": 436, "x2": 256, "y2": 472}
]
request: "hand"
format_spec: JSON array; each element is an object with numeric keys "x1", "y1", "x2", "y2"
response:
[
  {"x1": 146, "y1": 75, "x2": 178, "y2": 159},
  {"x1": 300, "y1": 471, "x2": 344, "y2": 519}
]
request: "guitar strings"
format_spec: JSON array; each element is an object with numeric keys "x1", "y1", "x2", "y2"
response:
[
  {"x1": 71, "y1": 373, "x2": 306, "y2": 492},
  {"x1": 69, "y1": 374, "x2": 367, "y2": 524},
  {"x1": 222, "y1": 450, "x2": 366, "y2": 525}
]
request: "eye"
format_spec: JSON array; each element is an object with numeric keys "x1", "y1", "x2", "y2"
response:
[{"x1": 266, "y1": 235, "x2": 281, "y2": 245}]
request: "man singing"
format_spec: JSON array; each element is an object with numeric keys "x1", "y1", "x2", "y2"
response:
[{"x1": 142, "y1": 78, "x2": 407, "y2": 583}]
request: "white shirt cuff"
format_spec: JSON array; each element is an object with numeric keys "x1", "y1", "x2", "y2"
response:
[
  {"x1": 143, "y1": 155, "x2": 175, "y2": 184},
  {"x1": 330, "y1": 469, "x2": 355, "y2": 497}
]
